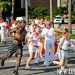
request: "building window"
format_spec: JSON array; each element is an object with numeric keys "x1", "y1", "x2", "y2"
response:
[
  {"x1": 28, "y1": 0, "x2": 31, "y2": 7},
  {"x1": 21, "y1": 0, "x2": 24, "y2": 8},
  {"x1": 21, "y1": 0, "x2": 31, "y2": 8}
]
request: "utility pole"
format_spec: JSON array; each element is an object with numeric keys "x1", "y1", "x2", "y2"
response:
[
  {"x1": 50, "y1": 0, "x2": 53, "y2": 20},
  {"x1": 25, "y1": 0, "x2": 28, "y2": 24},
  {"x1": 11, "y1": 0, "x2": 15, "y2": 21},
  {"x1": 68, "y1": 0, "x2": 72, "y2": 34}
]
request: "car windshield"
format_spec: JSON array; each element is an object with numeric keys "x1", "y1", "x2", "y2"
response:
[{"x1": 55, "y1": 17, "x2": 61, "y2": 19}]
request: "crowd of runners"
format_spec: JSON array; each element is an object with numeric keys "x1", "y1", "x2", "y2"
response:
[{"x1": 0, "y1": 16, "x2": 70, "y2": 75}]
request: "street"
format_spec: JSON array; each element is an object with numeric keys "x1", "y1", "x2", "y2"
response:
[
  {"x1": 0, "y1": 0, "x2": 75, "y2": 74},
  {"x1": 0, "y1": 36, "x2": 75, "y2": 75},
  {"x1": 61, "y1": 24, "x2": 75, "y2": 34}
]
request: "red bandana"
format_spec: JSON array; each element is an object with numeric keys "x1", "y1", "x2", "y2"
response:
[{"x1": 35, "y1": 32, "x2": 39, "y2": 36}]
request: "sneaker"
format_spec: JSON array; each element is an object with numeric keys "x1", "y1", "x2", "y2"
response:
[
  {"x1": 1, "y1": 59, "x2": 5, "y2": 67},
  {"x1": 49, "y1": 61, "x2": 54, "y2": 65},
  {"x1": 43, "y1": 63, "x2": 49, "y2": 67},
  {"x1": 57, "y1": 69, "x2": 64, "y2": 75},
  {"x1": 43, "y1": 61, "x2": 49, "y2": 66},
  {"x1": 34, "y1": 59, "x2": 39, "y2": 64},
  {"x1": 25, "y1": 65, "x2": 31, "y2": 69},
  {"x1": 13, "y1": 70, "x2": 18, "y2": 75}
]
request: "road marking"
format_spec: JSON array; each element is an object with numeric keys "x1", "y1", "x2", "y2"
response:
[
  {"x1": 0, "y1": 72, "x2": 1, "y2": 75},
  {"x1": 6, "y1": 59, "x2": 24, "y2": 63}
]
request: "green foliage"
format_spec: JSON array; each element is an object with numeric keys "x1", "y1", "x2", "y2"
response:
[
  {"x1": 54, "y1": 7, "x2": 62, "y2": 16},
  {"x1": 69, "y1": 34, "x2": 75, "y2": 39},
  {"x1": 0, "y1": 1, "x2": 11, "y2": 11},
  {"x1": 72, "y1": 10, "x2": 75, "y2": 20},
  {"x1": 44, "y1": 16, "x2": 50, "y2": 21},
  {"x1": 54, "y1": 7, "x2": 68, "y2": 16},
  {"x1": 30, "y1": 7, "x2": 47, "y2": 18}
]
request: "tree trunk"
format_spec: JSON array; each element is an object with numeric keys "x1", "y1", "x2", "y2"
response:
[
  {"x1": 68, "y1": 0, "x2": 72, "y2": 34},
  {"x1": 25, "y1": 0, "x2": 28, "y2": 24},
  {"x1": 11, "y1": 0, "x2": 15, "y2": 21},
  {"x1": 50, "y1": 0, "x2": 53, "y2": 20}
]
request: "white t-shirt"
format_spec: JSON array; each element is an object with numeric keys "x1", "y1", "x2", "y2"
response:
[
  {"x1": 41, "y1": 27, "x2": 55, "y2": 43},
  {"x1": 29, "y1": 33, "x2": 41, "y2": 45},
  {"x1": 39, "y1": 23, "x2": 45, "y2": 31},
  {"x1": 62, "y1": 39, "x2": 69, "y2": 50}
]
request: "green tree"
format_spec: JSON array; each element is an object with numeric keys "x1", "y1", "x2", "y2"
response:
[
  {"x1": 0, "y1": 0, "x2": 11, "y2": 18},
  {"x1": 54, "y1": 7, "x2": 68, "y2": 16},
  {"x1": 31, "y1": 7, "x2": 47, "y2": 18},
  {"x1": 54, "y1": 7, "x2": 62, "y2": 16}
]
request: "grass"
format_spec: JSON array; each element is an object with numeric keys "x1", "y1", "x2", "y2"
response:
[
  {"x1": 69, "y1": 34, "x2": 75, "y2": 39},
  {"x1": 56, "y1": 34, "x2": 75, "y2": 41}
]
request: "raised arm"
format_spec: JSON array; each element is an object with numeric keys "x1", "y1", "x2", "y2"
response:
[{"x1": 8, "y1": 28, "x2": 16, "y2": 36}]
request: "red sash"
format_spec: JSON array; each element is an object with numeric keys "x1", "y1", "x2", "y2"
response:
[{"x1": 30, "y1": 43, "x2": 39, "y2": 48}]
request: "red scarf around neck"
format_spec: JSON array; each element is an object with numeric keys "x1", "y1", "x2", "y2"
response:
[{"x1": 35, "y1": 32, "x2": 39, "y2": 36}]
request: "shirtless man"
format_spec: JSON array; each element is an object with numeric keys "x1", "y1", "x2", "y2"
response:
[{"x1": 1, "y1": 22, "x2": 26, "y2": 75}]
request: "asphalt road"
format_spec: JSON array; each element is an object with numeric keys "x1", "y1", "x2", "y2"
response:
[{"x1": 0, "y1": 37, "x2": 75, "y2": 75}]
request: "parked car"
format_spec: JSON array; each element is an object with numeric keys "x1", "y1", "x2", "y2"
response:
[
  {"x1": 64, "y1": 16, "x2": 69, "y2": 23},
  {"x1": 54, "y1": 15, "x2": 62, "y2": 24}
]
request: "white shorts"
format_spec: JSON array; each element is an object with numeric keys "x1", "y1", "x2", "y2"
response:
[
  {"x1": 28, "y1": 44, "x2": 39, "y2": 53},
  {"x1": 58, "y1": 49, "x2": 68, "y2": 60}
]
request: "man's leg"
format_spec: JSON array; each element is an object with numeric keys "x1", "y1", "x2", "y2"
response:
[
  {"x1": 1, "y1": 44, "x2": 15, "y2": 67},
  {"x1": 1, "y1": 51, "x2": 14, "y2": 67},
  {"x1": 15, "y1": 55, "x2": 22, "y2": 71},
  {"x1": 1, "y1": 53, "x2": 9, "y2": 66},
  {"x1": 13, "y1": 47, "x2": 23, "y2": 74},
  {"x1": 49, "y1": 43, "x2": 55, "y2": 62},
  {"x1": 44, "y1": 41, "x2": 50, "y2": 66},
  {"x1": 13, "y1": 54, "x2": 22, "y2": 75}
]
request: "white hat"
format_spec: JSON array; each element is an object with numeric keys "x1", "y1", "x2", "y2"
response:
[{"x1": 16, "y1": 17, "x2": 23, "y2": 21}]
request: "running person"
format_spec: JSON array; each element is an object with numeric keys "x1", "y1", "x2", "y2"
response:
[
  {"x1": 25, "y1": 25, "x2": 41, "y2": 69},
  {"x1": 41, "y1": 21, "x2": 55, "y2": 66},
  {"x1": 1, "y1": 22, "x2": 26, "y2": 75},
  {"x1": 53, "y1": 28, "x2": 70, "y2": 74}
]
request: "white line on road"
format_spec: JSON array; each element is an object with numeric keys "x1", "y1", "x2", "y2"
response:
[{"x1": 6, "y1": 59, "x2": 24, "y2": 63}]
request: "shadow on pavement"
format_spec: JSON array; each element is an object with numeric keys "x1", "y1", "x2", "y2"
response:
[{"x1": 0, "y1": 65, "x2": 15, "y2": 70}]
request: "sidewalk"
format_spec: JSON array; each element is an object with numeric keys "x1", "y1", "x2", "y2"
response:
[{"x1": 61, "y1": 24, "x2": 75, "y2": 29}]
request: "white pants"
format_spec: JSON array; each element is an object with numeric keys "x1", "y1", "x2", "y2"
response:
[
  {"x1": 1, "y1": 31, "x2": 6, "y2": 43},
  {"x1": 44, "y1": 40, "x2": 54, "y2": 65}
]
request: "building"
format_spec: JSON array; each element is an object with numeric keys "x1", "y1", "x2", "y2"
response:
[
  {"x1": 14, "y1": 0, "x2": 75, "y2": 17},
  {"x1": 59, "y1": 0, "x2": 74, "y2": 7},
  {"x1": 14, "y1": 0, "x2": 57, "y2": 16}
]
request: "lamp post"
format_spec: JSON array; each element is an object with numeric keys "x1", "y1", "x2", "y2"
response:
[
  {"x1": 25, "y1": 0, "x2": 28, "y2": 24},
  {"x1": 11, "y1": 0, "x2": 15, "y2": 21}
]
